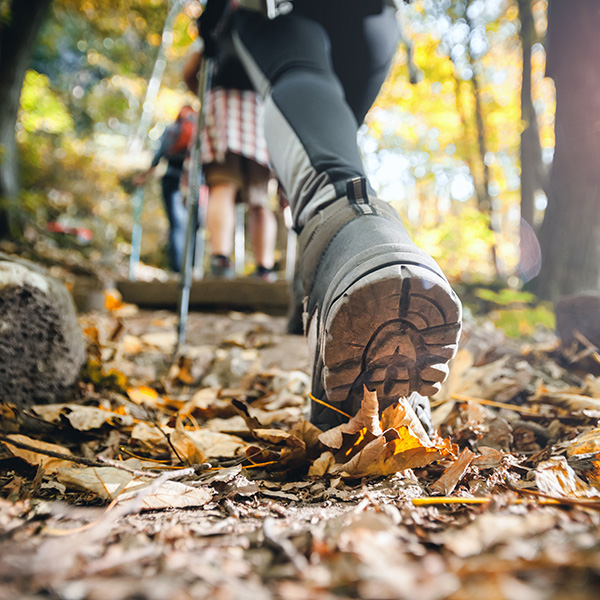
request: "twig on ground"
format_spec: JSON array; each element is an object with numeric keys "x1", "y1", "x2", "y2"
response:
[{"x1": 447, "y1": 393, "x2": 539, "y2": 415}]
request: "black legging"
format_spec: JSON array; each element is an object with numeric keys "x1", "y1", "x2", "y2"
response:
[{"x1": 231, "y1": 0, "x2": 399, "y2": 227}]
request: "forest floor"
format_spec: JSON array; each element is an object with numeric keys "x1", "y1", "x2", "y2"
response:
[{"x1": 1, "y1": 302, "x2": 600, "y2": 600}]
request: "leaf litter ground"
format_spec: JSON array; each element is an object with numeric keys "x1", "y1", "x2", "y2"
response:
[{"x1": 1, "y1": 302, "x2": 600, "y2": 599}]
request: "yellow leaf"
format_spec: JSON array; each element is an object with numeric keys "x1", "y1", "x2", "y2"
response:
[
  {"x1": 104, "y1": 288, "x2": 123, "y2": 311},
  {"x1": 315, "y1": 390, "x2": 454, "y2": 478},
  {"x1": 567, "y1": 428, "x2": 600, "y2": 457},
  {"x1": 318, "y1": 386, "x2": 382, "y2": 450},
  {"x1": 127, "y1": 386, "x2": 160, "y2": 406}
]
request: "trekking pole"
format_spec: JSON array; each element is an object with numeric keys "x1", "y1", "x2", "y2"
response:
[
  {"x1": 128, "y1": 185, "x2": 145, "y2": 281},
  {"x1": 176, "y1": 54, "x2": 213, "y2": 350}
]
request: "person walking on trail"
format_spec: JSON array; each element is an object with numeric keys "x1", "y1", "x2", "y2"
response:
[
  {"x1": 200, "y1": 0, "x2": 463, "y2": 434},
  {"x1": 134, "y1": 105, "x2": 196, "y2": 273},
  {"x1": 183, "y1": 18, "x2": 278, "y2": 281}
]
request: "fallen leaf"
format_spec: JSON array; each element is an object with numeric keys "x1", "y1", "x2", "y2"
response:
[
  {"x1": 179, "y1": 428, "x2": 249, "y2": 459},
  {"x1": 431, "y1": 447, "x2": 476, "y2": 495},
  {"x1": 55, "y1": 466, "x2": 141, "y2": 500},
  {"x1": 116, "y1": 480, "x2": 213, "y2": 510},
  {"x1": 140, "y1": 331, "x2": 177, "y2": 351},
  {"x1": 471, "y1": 446, "x2": 506, "y2": 469},
  {"x1": 531, "y1": 387, "x2": 600, "y2": 412},
  {"x1": 170, "y1": 417, "x2": 208, "y2": 465},
  {"x1": 318, "y1": 387, "x2": 382, "y2": 450},
  {"x1": 314, "y1": 392, "x2": 454, "y2": 478},
  {"x1": 130, "y1": 422, "x2": 171, "y2": 450},
  {"x1": 534, "y1": 457, "x2": 600, "y2": 499},
  {"x1": 2, "y1": 435, "x2": 74, "y2": 473},
  {"x1": 127, "y1": 386, "x2": 160, "y2": 406},
  {"x1": 31, "y1": 404, "x2": 132, "y2": 431},
  {"x1": 381, "y1": 397, "x2": 432, "y2": 446},
  {"x1": 105, "y1": 288, "x2": 124, "y2": 311},
  {"x1": 566, "y1": 428, "x2": 600, "y2": 457}
]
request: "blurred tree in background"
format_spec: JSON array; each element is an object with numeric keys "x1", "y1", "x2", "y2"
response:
[
  {"x1": 0, "y1": 0, "x2": 598, "y2": 301},
  {"x1": 534, "y1": 0, "x2": 600, "y2": 301}
]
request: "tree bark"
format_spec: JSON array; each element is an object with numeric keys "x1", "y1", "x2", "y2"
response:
[
  {"x1": 535, "y1": 0, "x2": 600, "y2": 301},
  {"x1": 0, "y1": 0, "x2": 52, "y2": 238},
  {"x1": 517, "y1": 0, "x2": 544, "y2": 229}
]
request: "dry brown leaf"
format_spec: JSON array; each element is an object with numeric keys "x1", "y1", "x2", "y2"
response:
[
  {"x1": 531, "y1": 387, "x2": 600, "y2": 412},
  {"x1": 308, "y1": 451, "x2": 336, "y2": 477},
  {"x1": 116, "y1": 480, "x2": 213, "y2": 510},
  {"x1": 471, "y1": 446, "x2": 506, "y2": 469},
  {"x1": 179, "y1": 388, "x2": 237, "y2": 420},
  {"x1": 565, "y1": 430, "x2": 600, "y2": 490},
  {"x1": 130, "y1": 422, "x2": 171, "y2": 450},
  {"x1": 381, "y1": 398, "x2": 431, "y2": 446},
  {"x1": 313, "y1": 390, "x2": 454, "y2": 477},
  {"x1": 55, "y1": 465, "x2": 142, "y2": 500},
  {"x1": 431, "y1": 447, "x2": 476, "y2": 495},
  {"x1": 2, "y1": 435, "x2": 74, "y2": 473},
  {"x1": 180, "y1": 428, "x2": 249, "y2": 459},
  {"x1": 534, "y1": 457, "x2": 600, "y2": 499},
  {"x1": 566, "y1": 428, "x2": 600, "y2": 457},
  {"x1": 289, "y1": 420, "x2": 323, "y2": 454},
  {"x1": 318, "y1": 386, "x2": 382, "y2": 450},
  {"x1": 31, "y1": 404, "x2": 132, "y2": 431},
  {"x1": 335, "y1": 428, "x2": 453, "y2": 477},
  {"x1": 170, "y1": 417, "x2": 208, "y2": 465},
  {"x1": 250, "y1": 428, "x2": 307, "y2": 464}
]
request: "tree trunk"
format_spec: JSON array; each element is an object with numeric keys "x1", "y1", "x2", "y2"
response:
[
  {"x1": 517, "y1": 0, "x2": 544, "y2": 229},
  {"x1": 464, "y1": 0, "x2": 502, "y2": 278},
  {"x1": 0, "y1": 252, "x2": 85, "y2": 408},
  {"x1": 0, "y1": 0, "x2": 52, "y2": 238},
  {"x1": 535, "y1": 0, "x2": 600, "y2": 301}
]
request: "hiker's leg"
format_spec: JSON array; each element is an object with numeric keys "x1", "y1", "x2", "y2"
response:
[
  {"x1": 206, "y1": 182, "x2": 236, "y2": 258},
  {"x1": 205, "y1": 154, "x2": 244, "y2": 260},
  {"x1": 232, "y1": 8, "x2": 364, "y2": 227},
  {"x1": 232, "y1": 4, "x2": 461, "y2": 432},
  {"x1": 293, "y1": 0, "x2": 400, "y2": 124},
  {"x1": 246, "y1": 160, "x2": 276, "y2": 272},
  {"x1": 161, "y1": 176, "x2": 186, "y2": 272}
]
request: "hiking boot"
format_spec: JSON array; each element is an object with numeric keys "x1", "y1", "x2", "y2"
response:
[
  {"x1": 303, "y1": 178, "x2": 462, "y2": 433},
  {"x1": 250, "y1": 265, "x2": 278, "y2": 283},
  {"x1": 209, "y1": 254, "x2": 234, "y2": 279}
]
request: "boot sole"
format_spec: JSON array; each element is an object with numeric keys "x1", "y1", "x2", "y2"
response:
[{"x1": 321, "y1": 263, "x2": 461, "y2": 413}]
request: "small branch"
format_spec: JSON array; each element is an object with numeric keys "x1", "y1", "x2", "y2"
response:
[
  {"x1": 504, "y1": 479, "x2": 600, "y2": 512},
  {"x1": 1, "y1": 434, "x2": 169, "y2": 476},
  {"x1": 448, "y1": 394, "x2": 539, "y2": 415},
  {"x1": 1, "y1": 435, "x2": 107, "y2": 469}
]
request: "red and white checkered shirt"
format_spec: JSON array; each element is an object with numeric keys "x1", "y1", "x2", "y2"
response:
[{"x1": 200, "y1": 87, "x2": 270, "y2": 169}]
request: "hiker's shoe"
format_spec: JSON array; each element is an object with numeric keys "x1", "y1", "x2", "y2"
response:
[
  {"x1": 250, "y1": 265, "x2": 278, "y2": 283},
  {"x1": 303, "y1": 178, "x2": 461, "y2": 432},
  {"x1": 209, "y1": 254, "x2": 234, "y2": 279}
]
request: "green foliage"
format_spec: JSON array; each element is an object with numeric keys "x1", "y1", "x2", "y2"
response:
[
  {"x1": 474, "y1": 287, "x2": 537, "y2": 306},
  {"x1": 19, "y1": 71, "x2": 74, "y2": 134},
  {"x1": 493, "y1": 304, "x2": 556, "y2": 338},
  {"x1": 473, "y1": 286, "x2": 556, "y2": 338}
]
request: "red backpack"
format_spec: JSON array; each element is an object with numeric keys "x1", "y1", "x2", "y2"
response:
[{"x1": 166, "y1": 112, "x2": 196, "y2": 157}]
